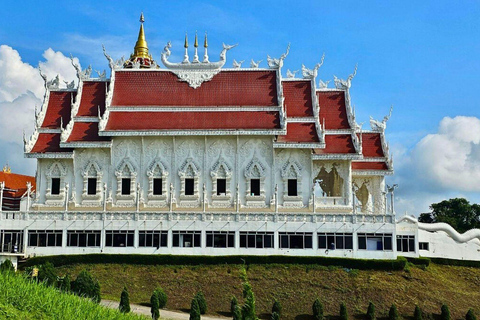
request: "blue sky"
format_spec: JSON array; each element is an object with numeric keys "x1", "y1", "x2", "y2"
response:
[{"x1": 0, "y1": 1, "x2": 479, "y2": 215}]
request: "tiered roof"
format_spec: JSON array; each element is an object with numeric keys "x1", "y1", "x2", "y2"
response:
[{"x1": 0, "y1": 170, "x2": 36, "y2": 211}]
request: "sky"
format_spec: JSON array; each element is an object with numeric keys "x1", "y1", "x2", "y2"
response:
[{"x1": 0, "y1": 1, "x2": 479, "y2": 216}]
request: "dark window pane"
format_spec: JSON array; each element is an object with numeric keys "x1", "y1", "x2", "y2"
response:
[
  {"x1": 185, "y1": 179, "x2": 194, "y2": 195},
  {"x1": 251, "y1": 179, "x2": 260, "y2": 196},
  {"x1": 247, "y1": 235, "x2": 255, "y2": 248},
  {"x1": 153, "y1": 234, "x2": 160, "y2": 248},
  {"x1": 345, "y1": 235, "x2": 353, "y2": 249},
  {"x1": 122, "y1": 179, "x2": 131, "y2": 195},
  {"x1": 194, "y1": 234, "x2": 201, "y2": 247},
  {"x1": 79, "y1": 234, "x2": 87, "y2": 247},
  {"x1": 106, "y1": 234, "x2": 112, "y2": 247},
  {"x1": 228, "y1": 234, "x2": 234, "y2": 248},
  {"x1": 358, "y1": 236, "x2": 366, "y2": 250},
  {"x1": 172, "y1": 234, "x2": 179, "y2": 247},
  {"x1": 318, "y1": 235, "x2": 327, "y2": 249},
  {"x1": 336, "y1": 235, "x2": 344, "y2": 249},
  {"x1": 409, "y1": 239, "x2": 415, "y2": 252},
  {"x1": 47, "y1": 234, "x2": 56, "y2": 246},
  {"x1": 305, "y1": 235, "x2": 312, "y2": 248},
  {"x1": 29, "y1": 233, "x2": 37, "y2": 246},
  {"x1": 255, "y1": 235, "x2": 263, "y2": 248},
  {"x1": 288, "y1": 179, "x2": 298, "y2": 196},
  {"x1": 240, "y1": 235, "x2": 247, "y2": 248},
  {"x1": 161, "y1": 234, "x2": 167, "y2": 247},
  {"x1": 127, "y1": 234, "x2": 134, "y2": 247},
  {"x1": 217, "y1": 179, "x2": 226, "y2": 195},
  {"x1": 87, "y1": 178, "x2": 97, "y2": 195},
  {"x1": 397, "y1": 238, "x2": 402, "y2": 251},
  {"x1": 51, "y1": 178, "x2": 60, "y2": 195},
  {"x1": 280, "y1": 235, "x2": 288, "y2": 249},
  {"x1": 384, "y1": 236, "x2": 392, "y2": 250},
  {"x1": 206, "y1": 234, "x2": 213, "y2": 247},
  {"x1": 153, "y1": 178, "x2": 162, "y2": 195},
  {"x1": 139, "y1": 234, "x2": 146, "y2": 247},
  {"x1": 264, "y1": 235, "x2": 273, "y2": 248}
]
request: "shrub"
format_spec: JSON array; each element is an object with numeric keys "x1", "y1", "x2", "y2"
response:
[
  {"x1": 366, "y1": 302, "x2": 376, "y2": 320},
  {"x1": 242, "y1": 289, "x2": 257, "y2": 320},
  {"x1": 71, "y1": 270, "x2": 101, "y2": 303},
  {"x1": 195, "y1": 291, "x2": 207, "y2": 315},
  {"x1": 389, "y1": 304, "x2": 399, "y2": 320},
  {"x1": 190, "y1": 298, "x2": 201, "y2": 320},
  {"x1": 38, "y1": 262, "x2": 58, "y2": 287},
  {"x1": 466, "y1": 309, "x2": 476, "y2": 320},
  {"x1": 231, "y1": 296, "x2": 238, "y2": 314},
  {"x1": 119, "y1": 286, "x2": 130, "y2": 313},
  {"x1": 233, "y1": 305, "x2": 242, "y2": 320},
  {"x1": 243, "y1": 281, "x2": 252, "y2": 298},
  {"x1": 0, "y1": 259, "x2": 15, "y2": 273},
  {"x1": 155, "y1": 287, "x2": 167, "y2": 309},
  {"x1": 312, "y1": 298, "x2": 324, "y2": 320},
  {"x1": 59, "y1": 274, "x2": 71, "y2": 292},
  {"x1": 414, "y1": 305, "x2": 423, "y2": 320},
  {"x1": 340, "y1": 302, "x2": 348, "y2": 320},
  {"x1": 271, "y1": 311, "x2": 280, "y2": 320},
  {"x1": 441, "y1": 305, "x2": 450, "y2": 320},
  {"x1": 151, "y1": 290, "x2": 160, "y2": 320},
  {"x1": 272, "y1": 299, "x2": 282, "y2": 318}
]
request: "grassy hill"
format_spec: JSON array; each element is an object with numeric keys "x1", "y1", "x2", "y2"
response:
[
  {"x1": 0, "y1": 271, "x2": 145, "y2": 319},
  {"x1": 51, "y1": 261, "x2": 480, "y2": 320}
]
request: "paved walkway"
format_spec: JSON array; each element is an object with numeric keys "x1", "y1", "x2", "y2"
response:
[{"x1": 101, "y1": 300, "x2": 230, "y2": 320}]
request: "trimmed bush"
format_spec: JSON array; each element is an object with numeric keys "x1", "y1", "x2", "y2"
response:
[
  {"x1": 340, "y1": 302, "x2": 348, "y2": 320},
  {"x1": 155, "y1": 287, "x2": 167, "y2": 309},
  {"x1": 72, "y1": 270, "x2": 101, "y2": 303},
  {"x1": 190, "y1": 298, "x2": 201, "y2": 320},
  {"x1": 389, "y1": 304, "x2": 399, "y2": 320},
  {"x1": 231, "y1": 296, "x2": 238, "y2": 314},
  {"x1": 119, "y1": 286, "x2": 130, "y2": 313},
  {"x1": 151, "y1": 290, "x2": 160, "y2": 320},
  {"x1": 414, "y1": 305, "x2": 422, "y2": 320},
  {"x1": 312, "y1": 299, "x2": 324, "y2": 320},
  {"x1": 59, "y1": 274, "x2": 71, "y2": 292},
  {"x1": 195, "y1": 291, "x2": 207, "y2": 315},
  {"x1": 466, "y1": 309, "x2": 476, "y2": 320},
  {"x1": 0, "y1": 259, "x2": 15, "y2": 273},
  {"x1": 38, "y1": 262, "x2": 58, "y2": 287},
  {"x1": 366, "y1": 302, "x2": 376, "y2": 320},
  {"x1": 441, "y1": 304, "x2": 450, "y2": 320},
  {"x1": 272, "y1": 299, "x2": 282, "y2": 318}
]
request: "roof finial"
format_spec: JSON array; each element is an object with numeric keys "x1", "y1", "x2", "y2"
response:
[
  {"x1": 204, "y1": 32, "x2": 208, "y2": 48},
  {"x1": 194, "y1": 31, "x2": 198, "y2": 48},
  {"x1": 183, "y1": 33, "x2": 190, "y2": 63},
  {"x1": 133, "y1": 12, "x2": 149, "y2": 59},
  {"x1": 140, "y1": 12, "x2": 145, "y2": 23},
  {"x1": 203, "y1": 32, "x2": 209, "y2": 63},
  {"x1": 3, "y1": 162, "x2": 10, "y2": 173},
  {"x1": 193, "y1": 31, "x2": 200, "y2": 63},
  {"x1": 184, "y1": 32, "x2": 189, "y2": 48}
]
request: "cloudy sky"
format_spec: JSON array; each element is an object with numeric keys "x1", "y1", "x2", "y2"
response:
[{"x1": 0, "y1": 1, "x2": 479, "y2": 215}]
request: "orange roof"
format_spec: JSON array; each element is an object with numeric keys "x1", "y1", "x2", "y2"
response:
[{"x1": 0, "y1": 171, "x2": 36, "y2": 197}]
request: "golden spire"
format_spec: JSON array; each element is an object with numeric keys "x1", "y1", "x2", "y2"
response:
[
  {"x1": 133, "y1": 13, "x2": 149, "y2": 59},
  {"x1": 184, "y1": 33, "x2": 189, "y2": 48},
  {"x1": 194, "y1": 31, "x2": 198, "y2": 48},
  {"x1": 204, "y1": 32, "x2": 208, "y2": 48},
  {"x1": 2, "y1": 163, "x2": 10, "y2": 173}
]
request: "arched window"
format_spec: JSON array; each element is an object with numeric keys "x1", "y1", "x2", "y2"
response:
[
  {"x1": 115, "y1": 158, "x2": 137, "y2": 203},
  {"x1": 281, "y1": 158, "x2": 303, "y2": 207},
  {"x1": 178, "y1": 157, "x2": 201, "y2": 207},
  {"x1": 210, "y1": 154, "x2": 233, "y2": 208},
  {"x1": 244, "y1": 153, "x2": 267, "y2": 207},
  {"x1": 81, "y1": 160, "x2": 103, "y2": 204},
  {"x1": 146, "y1": 158, "x2": 169, "y2": 206},
  {"x1": 45, "y1": 161, "x2": 67, "y2": 206}
]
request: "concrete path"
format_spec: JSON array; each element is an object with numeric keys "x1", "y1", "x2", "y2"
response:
[{"x1": 101, "y1": 299, "x2": 230, "y2": 320}]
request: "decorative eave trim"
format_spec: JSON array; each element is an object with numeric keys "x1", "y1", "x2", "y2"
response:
[
  {"x1": 60, "y1": 117, "x2": 74, "y2": 143},
  {"x1": 286, "y1": 117, "x2": 316, "y2": 123},
  {"x1": 70, "y1": 78, "x2": 83, "y2": 118},
  {"x1": 60, "y1": 141, "x2": 112, "y2": 148},
  {"x1": 353, "y1": 157, "x2": 387, "y2": 163},
  {"x1": 352, "y1": 169, "x2": 394, "y2": 176},
  {"x1": 35, "y1": 89, "x2": 51, "y2": 128},
  {"x1": 113, "y1": 67, "x2": 274, "y2": 73},
  {"x1": 274, "y1": 142, "x2": 326, "y2": 149},
  {"x1": 74, "y1": 117, "x2": 100, "y2": 122},
  {"x1": 108, "y1": 106, "x2": 281, "y2": 112},
  {"x1": 312, "y1": 153, "x2": 363, "y2": 160},
  {"x1": 324, "y1": 129, "x2": 354, "y2": 135},
  {"x1": 24, "y1": 129, "x2": 39, "y2": 153},
  {"x1": 38, "y1": 128, "x2": 62, "y2": 134},
  {"x1": 25, "y1": 152, "x2": 74, "y2": 159},
  {"x1": 281, "y1": 78, "x2": 309, "y2": 82},
  {"x1": 99, "y1": 129, "x2": 286, "y2": 136},
  {"x1": 316, "y1": 88, "x2": 342, "y2": 92}
]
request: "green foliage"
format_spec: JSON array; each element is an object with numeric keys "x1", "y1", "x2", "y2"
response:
[
  {"x1": 271, "y1": 311, "x2": 280, "y2": 320},
  {"x1": 150, "y1": 290, "x2": 160, "y2": 320},
  {"x1": 414, "y1": 305, "x2": 423, "y2": 320},
  {"x1": 312, "y1": 298, "x2": 324, "y2": 320},
  {"x1": 154, "y1": 287, "x2": 167, "y2": 308},
  {"x1": 340, "y1": 302, "x2": 348, "y2": 320},
  {"x1": 119, "y1": 286, "x2": 130, "y2": 313},
  {"x1": 419, "y1": 198, "x2": 480, "y2": 233},
  {"x1": 233, "y1": 305, "x2": 242, "y2": 320},
  {"x1": 406, "y1": 257, "x2": 431, "y2": 267},
  {"x1": 243, "y1": 281, "x2": 253, "y2": 298},
  {"x1": 242, "y1": 286, "x2": 257, "y2": 320},
  {"x1": 441, "y1": 304, "x2": 450, "y2": 320},
  {"x1": 0, "y1": 259, "x2": 15, "y2": 273},
  {"x1": 366, "y1": 302, "x2": 376, "y2": 320},
  {"x1": 38, "y1": 262, "x2": 57, "y2": 287},
  {"x1": 195, "y1": 291, "x2": 207, "y2": 315},
  {"x1": 58, "y1": 274, "x2": 71, "y2": 292},
  {"x1": 71, "y1": 270, "x2": 101, "y2": 303},
  {"x1": 231, "y1": 296, "x2": 238, "y2": 314},
  {"x1": 389, "y1": 304, "x2": 399, "y2": 320},
  {"x1": 272, "y1": 299, "x2": 282, "y2": 317},
  {"x1": 466, "y1": 309, "x2": 476, "y2": 320},
  {"x1": 189, "y1": 297, "x2": 201, "y2": 320}
]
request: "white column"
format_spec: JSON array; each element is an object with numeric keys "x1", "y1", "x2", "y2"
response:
[
  {"x1": 64, "y1": 183, "x2": 69, "y2": 212},
  {"x1": 0, "y1": 181, "x2": 4, "y2": 217},
  {"x1": 26, "y1": 182, "x2": 32, "y2": 212}
]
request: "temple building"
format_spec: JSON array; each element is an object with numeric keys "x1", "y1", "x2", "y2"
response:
[{"x1": 1, "y1": 15, "x2": 478, "y2": 267}]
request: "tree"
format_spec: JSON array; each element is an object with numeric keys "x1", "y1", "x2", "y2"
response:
[
  {"x1": 190, "y1": 298, "x2": 201, "y2": 320},
  {"x1": 195, "y1": 291, "x2": 207, "y2": 315},
  {"x1": 466, "y1": 309, "x2": 476, "y2": 320},
  {"x1": 312, "y1": 299, "x2": 324, "y2": 320},
  {"x1": 151, "y1": 290, "x2": 160, "y2": 320},
  {"x1": 419, "y1": 198, "x2": 480, "y2": 233},
  {"x1": 340, "y1": 302, "x2": 348, "y2": 320},
  {"x1": 242, "y1": 288, "x2": 257, "y2": 320},
  {"x1": 72, "y1": 270, "x2": 101, "y2": 303},
  {"x1": 119, "y1": 286, "x2": 131, "y2": 313},
  {"x1": 272, "y1": 299, "x2": 282, "y2": 318},
  {"x1": 155, "y1": 287, "x2": 167, "y2": 308},
  {"x1": 441, "y1": 304, "x2": 450, "y2": 320},
  {"x1": 414, "y1": 305, "x2": 423, "y2": 320},
  {"x1": 389, "y1": 304, "x2": 399, "y2": 320},
  {"x1": 366, "y1": 302, "x2": 376, "y2": 320}
]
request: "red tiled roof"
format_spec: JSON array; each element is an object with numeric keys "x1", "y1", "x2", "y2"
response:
[
  {"x1": 0, "y1": 172, "x2": 36, "y2": 197},
  {"x1": 314, "y1": 134, "x2": 356, "y2": 154},
  {"x1": 111, "y1": 71, "x2": 278, "y2": 107},
  {"x1": 317, "y1": 91, "x2": 350, "y2": 130},
  {"x1": 42, "y1": 91, "x2": 73, "y2": 128},
  {"x1": 277, "y1": 123, "x2": 319, "y2": 143},
  {"x1": 282, "y1": 81, "x2": 313, "y2": 117},
  {"x1": 104, "y1": 111, "x2": 281, "y2": 131},
  {"x1": 66, "y1": 122, "x2": 110, "y2": 143},
  {"x1": 352, "y1": 162, "x2": 388, "y2": 171},
  {"x1": 77, "y1": 81, "x2": 107, "y2": 117},
  {"x1": 361, "y1": 133, "x2": 385, "y2": 158},
  {"x1": 30, "y1": 133, "x2": 72, "y2": 153}
]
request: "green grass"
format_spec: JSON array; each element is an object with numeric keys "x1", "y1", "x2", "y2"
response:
[{"x1": 0, "y1": 271, "x2": 146, "y2": 319}]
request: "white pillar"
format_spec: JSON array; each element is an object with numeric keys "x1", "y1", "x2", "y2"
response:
[
  {"x1": 0, "y1": 181, "x2": 4, "y2": 217},
  {"x1": 26, "y1": 182, "x2": 32, "y2": 212},
  {"x1": 103, "y1": 183, "x2": 107, "y2": 212},
  {"x1": 136, "y1": 183, "x2": 140, "y2": 212},
  {"x1": 64, "y1": 183, "x2": 69, "y2": 212}
]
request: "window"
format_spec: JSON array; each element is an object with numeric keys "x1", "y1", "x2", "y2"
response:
[
  {"x1": 87, "y1": 178, "x2": 97, "y2": 195},
  {"x1": 397, "y1": 235, "x2": 415, "y2": 252},
  {"x1": 172, "y1": 231, "x2": 201, "y2": 247},
  {"x1": 121, "y1": 178, "x2": 131, "y2": 195},
  {"x1": 0, "y1": 230, "x2": 23, "y2": 253},
  {"x1": 206, "y1": 231, "x2": 234, "y2": 248},
  {"x1": 279, "y1": 232, "x2": 312, "y2": 249},
  {"x1": 185, "y1": 178, "x2": 194, "y2": 196},
  {"x1": 217, "y1": 179, "x2": 226, "y2": 195},
  {"x1": 139, "y1": 231, "x2": 168, "y2": 248},
  {"x1": 251, "y1": 179, "x2": 260, "y2": 196},
  {"x1": 105, "y1": 230, "x2": 134, "y2": 247},
  {"x1": 318, "y1": 233, "x2": 353, "y2": 250},
  {"x1": 288, "y1": 179, "x2": 298, "y2": 196},
  {"x1": 153, "y1": 178, "x2": 162, "y2": 195},
  {"x1": 28, "y1": 230, "x2": 62, "y2": 247},
  {"x1": 67, "y1": 230, "x2": 101, "y2": 247},
  {"x1": 51, "y1": 178, "x2": 61, "y2": 195},
  {"x1": 240, "y1": 232, "x2": 274, "y2": 248},
  {"x1": 358, "y1": 233, "x2": 393, "y2": 251},
  {"x1": 419, "y1": 242, "x2": 429, "y2": 251}
]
